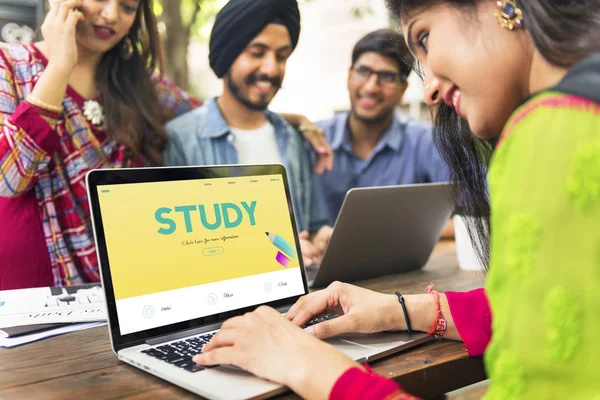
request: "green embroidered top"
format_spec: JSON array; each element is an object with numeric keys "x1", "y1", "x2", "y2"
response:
[{"x1": 484, "y1": 89, "x2": 600, "y2": 399}]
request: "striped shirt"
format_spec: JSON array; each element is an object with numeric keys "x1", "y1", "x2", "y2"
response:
[{"x1": 0, "y1": 43, "x2": 200, "y2": 289}]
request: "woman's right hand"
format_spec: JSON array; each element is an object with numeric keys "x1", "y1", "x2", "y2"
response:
[
  {"x1": 286, "y1": 282, "x2": 406, "y2": 339},
  {"x1": 40, "y1": 0, "x2": 84, "y2": 72},
  {"x1": 194, "y1": 306, "x2": 358, "y2": 400}
]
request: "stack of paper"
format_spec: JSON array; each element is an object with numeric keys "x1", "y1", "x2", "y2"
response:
[
  {"x1": 0, "y1": 283, "x2": 107, "y2": 347},
  {"x1": 0, "y1": 322, "x2": 107, "y2": 348}
]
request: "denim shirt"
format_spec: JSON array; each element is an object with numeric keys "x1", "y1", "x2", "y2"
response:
[
  {"x1": 316, "y1": 111, "x2": 450, "y2": 225},
  {"x1": 164, "y1": 98, "x2": 328, "y2": 233}
]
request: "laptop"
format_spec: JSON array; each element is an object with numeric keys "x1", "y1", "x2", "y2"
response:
[
  {"x1": 307, "y1": 183, "x2": 455, "y2": 288},
  {"x1": 86, "y1": 165, "x2": 430, "y2": 400}
]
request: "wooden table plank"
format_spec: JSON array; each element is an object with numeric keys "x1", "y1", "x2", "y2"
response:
[
  {"x1": 0, "y1": 364, "x2": 193, "y2": 400},
  {"x1": 0, "y1": 241, "x2": 486, "y2": 399},
  {"x1": 373, "y1": 341, "x2": 486, "y2": 398},
  {"x1": 0, "y1": 326, "x2": 119, "y2": 389}
]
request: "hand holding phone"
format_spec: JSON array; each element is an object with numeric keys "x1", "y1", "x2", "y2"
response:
[{"x1": 40, "y1": 0, "x2": 85, "y2": 72}]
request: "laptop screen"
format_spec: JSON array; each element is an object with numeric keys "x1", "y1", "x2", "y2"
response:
[{"x1": 96, "y1": 173, "x2": 305, "y2": 335}]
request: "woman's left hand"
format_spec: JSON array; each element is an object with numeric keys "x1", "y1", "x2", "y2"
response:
[{"x1": 193, "y1": 306, "x2": 358, "y2": 400}]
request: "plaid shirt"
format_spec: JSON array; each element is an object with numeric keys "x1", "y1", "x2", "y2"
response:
[{"x1": 0, "y1": 43, "x2": 200, "y2": 286}]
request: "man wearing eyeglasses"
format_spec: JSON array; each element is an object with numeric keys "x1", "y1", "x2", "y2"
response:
[{"x1": 308, "y1": 29, "x2": 450, "y2": 255}]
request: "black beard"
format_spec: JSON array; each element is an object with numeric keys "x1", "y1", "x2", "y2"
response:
[
  {"x1": 225, "y1": 70, "x2": 282, "y2": 111},
  {"x1": 245, "y1": 73, "x2": 282, "y2": 88}
]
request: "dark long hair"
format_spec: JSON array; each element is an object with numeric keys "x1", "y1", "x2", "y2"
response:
[
  {"x1": 386, "y1": 0, "x2": 600, "y2": 269},
  {"x1": 95, "y1": 0, "x2": 167, "y2": 166}
]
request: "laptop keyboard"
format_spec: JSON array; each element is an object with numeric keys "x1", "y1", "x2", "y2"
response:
[
  {"x1": 140, "y1": 314, "x2": 339, "y2": 373},
  {"x1": 303, "y1": 313, "x2": 339, "y2": 328},
  {"x1": 141, "y1": 331, "x2": 216, "y2": 373}
]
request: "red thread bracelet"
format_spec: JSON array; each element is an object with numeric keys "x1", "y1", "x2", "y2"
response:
[{"x1": 426, "y1": 283, "x2": 447, "y2": 337}]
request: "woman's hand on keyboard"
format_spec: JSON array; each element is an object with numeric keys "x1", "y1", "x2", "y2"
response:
[
  {"x1": 285, "y1": 282, "x2": 407, "y2": 339},
  {"x1": 193, "y1": 306, "x2": 357, "y2": 399}
]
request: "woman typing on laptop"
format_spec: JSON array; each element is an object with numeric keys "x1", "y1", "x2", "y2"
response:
[{"x1": 193, "y1": 0, "x2": 600, "y2": 398}]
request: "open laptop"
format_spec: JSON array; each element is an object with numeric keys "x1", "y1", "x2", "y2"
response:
[
  {"x1": 307, "y1": 183, "x2": 455, "y2": 288},
  {"x1": 87, "y1": 165, "x2": 430, "y2": 400}
]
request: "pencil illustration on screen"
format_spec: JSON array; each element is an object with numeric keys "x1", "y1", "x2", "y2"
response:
[{"x1": 266, "y1": 232, "x2": 296, "y2": 267}]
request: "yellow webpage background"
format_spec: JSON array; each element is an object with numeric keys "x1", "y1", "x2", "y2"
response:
[{"x1": 97, "y1": 175, "x2": 299, "y2": 300}]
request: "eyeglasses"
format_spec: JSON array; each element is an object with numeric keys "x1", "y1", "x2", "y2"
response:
[{"x1": 351, "y1": 65, "x2": 405, "y2": 87}]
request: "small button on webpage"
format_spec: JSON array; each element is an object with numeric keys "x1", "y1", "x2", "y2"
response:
[
  {"x1": 142, "y1": 305, "x2": 154, "y2": 319},
  {"x1": 203, "y1": 246, "x2": 224, "y2": 257},
  {"x1": 208, "y1": 293, "x2": 218, "y2": 305}
]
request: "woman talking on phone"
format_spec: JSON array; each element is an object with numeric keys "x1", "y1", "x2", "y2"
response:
[
  {"x1": 0, "y1": 0, "x2": 201, "y2": 290},
  {"x1": 0, "y1": 0, "x2": 332, "y2": 290}
]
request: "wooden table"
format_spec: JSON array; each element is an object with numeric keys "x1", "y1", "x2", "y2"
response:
[{"x1": 0, "y1": 241, "x2": 487, "y2": 400}]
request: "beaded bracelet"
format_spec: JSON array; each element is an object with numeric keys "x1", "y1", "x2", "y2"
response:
[
  {"x1": 426, "y1": 283, "x2": 447, "y2": 337},
  {"x1": 298, "y1": 124, "x2": 325, "y2": 136}
]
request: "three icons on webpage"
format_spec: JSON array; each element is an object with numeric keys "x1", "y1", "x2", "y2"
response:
[{"x1": 141, "y1": 281, "x2": 284, "y2": 319}]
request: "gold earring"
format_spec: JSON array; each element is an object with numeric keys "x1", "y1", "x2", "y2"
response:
[
  {"x1": 121, "y1": 37, "x2": 134, "y2": 60},
  {"x1": 495, "y1": 0, "x2": 523, "y2": 30}
]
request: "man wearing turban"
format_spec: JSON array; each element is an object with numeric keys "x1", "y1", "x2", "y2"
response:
[{"x1": 164, "y1": 0, "x2": 328, "y2": 267}]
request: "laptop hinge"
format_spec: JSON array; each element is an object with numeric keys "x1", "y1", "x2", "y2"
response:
[
  {"x1": 145, "y1": 305, "x2": 293, "y2": 346},
  {"x1": 146, "y1": 322, "x2": 223, "y2": 346},
  {"x1": 275, "y1": 304, "x2": 292, "y2": 314}
]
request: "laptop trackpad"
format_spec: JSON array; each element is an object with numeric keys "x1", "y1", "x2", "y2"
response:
[
  {"x1": 337, "y1": 331, "x2": 416, "y2": 348},
  {"x1": 327, "y1": 331, "x2": 430, "y2": 362},
  {"x1": 324, "y1": 338, "x2": 377, "y2": 361}
]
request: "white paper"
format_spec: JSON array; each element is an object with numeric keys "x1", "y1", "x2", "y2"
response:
[
  {"x1": 0, "y1": 284, "x2": 107, "y2": 328},
  {"x1": 0, "y1": 322, "x2": 107, "y2": 348}
]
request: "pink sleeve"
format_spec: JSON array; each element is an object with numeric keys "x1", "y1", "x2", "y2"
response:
[
  {"x1": 445, "y1": 288, "x2": 492, "y2": 356},
  {"x1": 330, "y1": 365, "x2": 422, "y2": 400}
]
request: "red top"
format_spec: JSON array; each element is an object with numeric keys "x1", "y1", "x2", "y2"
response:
[
  {"x1": 445, "y1": 289, "x2": 492, "y2": 356},
  {"x1": 330, "y1": 289, "x2": 491, "y2": 399}
]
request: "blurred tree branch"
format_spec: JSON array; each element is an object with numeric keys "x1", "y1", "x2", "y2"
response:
[
  {"x1": 158, "y1": 0, "x2": 200, "y2": 89},
  {"x1": 185, "y1": 1, "x2": 202, "y2": 39}
]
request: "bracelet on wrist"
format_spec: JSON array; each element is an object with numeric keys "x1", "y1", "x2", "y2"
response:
[
  {"x1": 298, "y1": 124, "x2": 324, "y2": 135},
  {"x1": 426, "y1": 283, "x2": 447, "y2": 338},
  {"x1": 395, "y1": 291, "x2": 412, "y2": 335},
  {"x1": 26, "y1": 96, "x2": 63, "y2": 115}
]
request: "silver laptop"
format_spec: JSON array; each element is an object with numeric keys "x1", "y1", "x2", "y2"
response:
[
  {"x1": 86, "y1": 165, "x2": 429, "y2": 400},
  {"x1": 308, "y1": 183, "x2": 454, "y2": 288}
]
